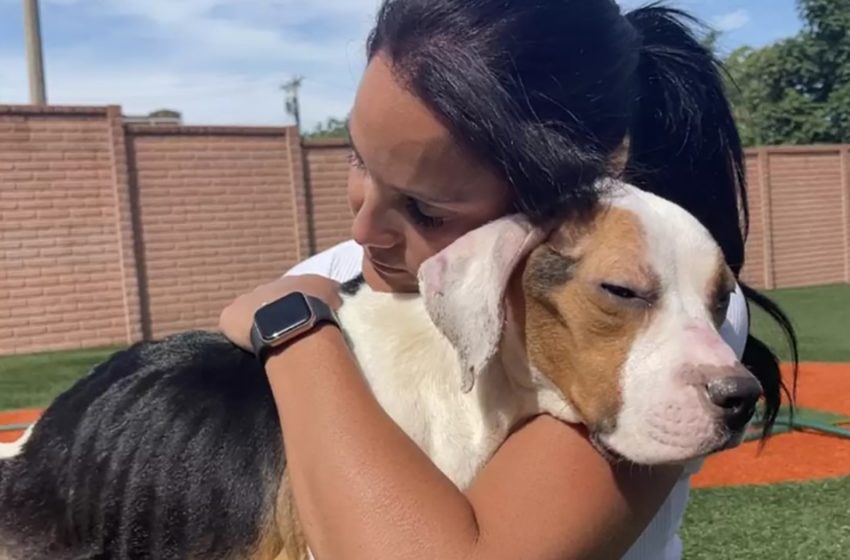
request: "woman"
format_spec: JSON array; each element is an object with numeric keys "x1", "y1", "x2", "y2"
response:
[{"x1": 220, "y1": 1, "x2": 796, "y2": 558}]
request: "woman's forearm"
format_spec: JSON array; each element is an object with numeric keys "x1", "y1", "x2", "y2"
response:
[{"x1": 266, "y1": 324, "x2": 481, "y2": 560}]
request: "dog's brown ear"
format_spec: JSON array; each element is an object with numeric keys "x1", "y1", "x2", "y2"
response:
[{"x1": 418, "y1": 215, "x2": 547, "y2": 393}]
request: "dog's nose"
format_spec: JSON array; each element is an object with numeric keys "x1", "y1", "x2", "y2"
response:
[{"x1": 705, "y1": 375, "x2": 762, "y2": 431}]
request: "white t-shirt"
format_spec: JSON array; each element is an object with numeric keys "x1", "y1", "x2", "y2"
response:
[{"x1": 285, "y1": 239, "x2": 750, "y2": 560}]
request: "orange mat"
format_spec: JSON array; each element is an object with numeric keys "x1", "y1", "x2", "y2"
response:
[{"x1": 0, "y1": 408, "x2": 41, "y2": 443}]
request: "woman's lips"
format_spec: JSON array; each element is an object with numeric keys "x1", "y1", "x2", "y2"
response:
[{"x1": 369, "y1": 258, "x2": 407, "y2": 275}]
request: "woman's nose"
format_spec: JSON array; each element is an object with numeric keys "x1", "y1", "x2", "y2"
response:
[{"x1": 351, "y1": 192, "x2": 398, "y2": 249}]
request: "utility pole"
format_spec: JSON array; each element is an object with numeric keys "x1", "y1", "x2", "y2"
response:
[
  {"x1": 24, "y1": 0, "x2": 47, "y2": 105},
  {"x1": 280, "y1": 75, "x2": 316, "y2": 256},
  {"x1": 23, "y1": 0, "x2": 48, "y2": 105},
  {"x1": 281, "y1": 76, "x2": 303, "y2": 131}
]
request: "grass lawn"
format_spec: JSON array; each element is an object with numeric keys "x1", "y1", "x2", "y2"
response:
[
  {"x1": 683, "y1": 476, "x2": 850, "y2": 559},
  {"x1": 0, "y1": 345, "x2": 121, "y2": 411},
  {"x1": 750, "y1": 283, "x2": 850, "y2": 363}
]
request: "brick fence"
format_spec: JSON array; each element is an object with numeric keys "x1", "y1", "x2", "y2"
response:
[
  {"x1": 1, "y1": 105, "x2": 313, "y2": 355},
  {"x1": 1, "y1": 104, "x2": 848, "y2": 355},
  {"x1": 740, "y1": 146, "x2": 850, "y2": 290}
]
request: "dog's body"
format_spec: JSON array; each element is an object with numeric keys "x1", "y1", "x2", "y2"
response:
[{"x1": 0, "y1": 181, "x2": 761, "y2": 560}]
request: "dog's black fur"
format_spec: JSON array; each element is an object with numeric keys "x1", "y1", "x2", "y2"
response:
[
  {"x1": 0, "y1": 275, "x2": 368, "y2": 559},
  {"x1": 0, "y1": 331, "x2": 283, "y2": 560}
]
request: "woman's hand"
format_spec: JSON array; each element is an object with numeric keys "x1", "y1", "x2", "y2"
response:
[{"x1": 218, "y1": 274, "x2": 342, "y2": 351}]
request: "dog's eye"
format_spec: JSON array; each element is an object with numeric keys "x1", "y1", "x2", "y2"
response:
[
  {"x1": 601, "y1": 283, "x2": 640, "y2": 300},
  {"x1": 715, "y1": 291, "x2": 732, "y2": 315}
]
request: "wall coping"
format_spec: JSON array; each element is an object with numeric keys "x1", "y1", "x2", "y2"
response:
[
  {"x1": 0, "y1": 104, "x2": 111, "y2": 117},
  {"x1": 745, "y1": 144, "x2": 850, "y2": 155},
  {"x1": 126, "y1": 124, "x2": 296, "y2": 137}
]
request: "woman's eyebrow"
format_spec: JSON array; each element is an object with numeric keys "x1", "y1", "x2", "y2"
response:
[{"x1": 402, "y1": 187, "x2": 459, "y2": 205}]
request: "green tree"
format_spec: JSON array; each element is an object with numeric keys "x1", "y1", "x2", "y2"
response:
[
  {"x1": 724, "y1": 0, "x2": 850, "y2": 145},
  {"x1": 303, "y1": 117, "x2": 349, "y2": 140}
]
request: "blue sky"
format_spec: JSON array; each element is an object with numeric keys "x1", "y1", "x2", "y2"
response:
[{"x1": 0, "y1": 0, "x2": 803, "y2": 131}]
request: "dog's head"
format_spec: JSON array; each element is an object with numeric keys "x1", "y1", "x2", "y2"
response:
[{"x1": 418, "y1": 179, "x2": 761, "y2": 465}]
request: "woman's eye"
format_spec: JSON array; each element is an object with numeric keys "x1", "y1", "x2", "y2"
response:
[
  {"x1": 349, "y1": 150, "x2": 366, "y2": 170},
  {"x1": 405, "y1": 197, "x2": 445, "y2": 229}
]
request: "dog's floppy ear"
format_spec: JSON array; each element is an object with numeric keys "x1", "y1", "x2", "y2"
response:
[{"x1": 418, "y1": 215, "x2": 547, "y2": 393}]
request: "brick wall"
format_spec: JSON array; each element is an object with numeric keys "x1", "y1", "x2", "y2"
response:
[
  {"x1": 739, "y1": 151, "x2": 767, "y2": 287},
  {"x1": 304, "y1": 138, "x2": 353, "y2": 252},
  {"x1": 1, "y1": 103, "x2": 849, "y2": 356},
  {"x1": 127, "y1": 125, "x2": 305, "y2": 340},
  {"x1": 1, "y1": 105, "x2": 305, "y2": 355},
  {"x1": 0, "y1": 106, "x2": 129, "y2": 354},
  {"x1": 741, "y1": 145, "x2": 850, "y2": 290}
]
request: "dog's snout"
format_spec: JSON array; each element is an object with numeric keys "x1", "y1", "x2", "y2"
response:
[{"x1": 705, "y1": 375, "x2": 762, "y2": 431}]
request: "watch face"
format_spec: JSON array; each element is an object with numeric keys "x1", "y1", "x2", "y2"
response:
[{"x1": 254, "y1": 293, "x2": 312, "y2": 342}]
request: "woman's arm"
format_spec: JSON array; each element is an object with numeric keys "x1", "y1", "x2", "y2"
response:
[
  {"x1": 267, "y1": 324, "x2": 681, "y2": 560},
  {"x1": 220, "y1": 275, "x2": 682, "y2": 560}
]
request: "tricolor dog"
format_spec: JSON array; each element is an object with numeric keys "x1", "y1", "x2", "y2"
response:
[{"x1": 0, "y1": 179, "x2": 761, "y2": 560}]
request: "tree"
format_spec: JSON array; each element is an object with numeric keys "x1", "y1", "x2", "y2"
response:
[
  {"x1": 148, "y1": 109, "x2": 182, "y2": 119},
  {"x1": 723, "y1": 0, "x2": 850, "y2": 145},
  {"x1": 303, "y1": 117, "x2": 349, "y2": 140}
]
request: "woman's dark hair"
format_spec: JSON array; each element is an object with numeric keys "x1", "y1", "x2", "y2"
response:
[{"x1": 366, "y1": 0, "x2": 798, "y2": 439}]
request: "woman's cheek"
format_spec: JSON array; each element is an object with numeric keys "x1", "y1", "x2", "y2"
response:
[{"x1": 410, "y1": 227, "x2": 461, "y2": 269}]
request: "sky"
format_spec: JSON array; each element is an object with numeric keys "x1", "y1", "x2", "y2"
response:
[{"x1": 0, "y1": 0, "x2": 804, "y2": 131}]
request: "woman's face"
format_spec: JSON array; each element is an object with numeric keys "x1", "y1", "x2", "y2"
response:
[{"x1": 347, "y1": 54, "x2": 510, "y2": 293}]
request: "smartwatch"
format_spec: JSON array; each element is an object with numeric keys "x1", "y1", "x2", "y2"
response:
[{"x1": 250, "y1": 292, "x2": 339, "y2": 362}]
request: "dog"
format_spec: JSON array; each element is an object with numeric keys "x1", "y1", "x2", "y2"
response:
[{"x1": 0, "y1": 179, "x2": 762, "y2": 560}]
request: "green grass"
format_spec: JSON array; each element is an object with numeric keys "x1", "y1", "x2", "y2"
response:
[
  {"x1": 750, "y1": 283, "x2": 850, "y2": 363},
  {"x1": 683, "y1": 477, "x2": 850, "y2": 559},
  {"x1": 0, "y1": 345, "x2": 122, "y2": 411}
]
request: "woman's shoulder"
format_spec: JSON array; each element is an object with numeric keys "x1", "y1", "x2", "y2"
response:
[
  {"x1": 720, "y1": 283, "x2": 749, "y2": 359},
  {"x1": 284, "y1": 240, "x2": 364, "y2": 283}
]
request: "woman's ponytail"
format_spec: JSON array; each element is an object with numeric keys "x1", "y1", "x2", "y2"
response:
[{"x1": 625, "y1": 4, "x2": 746, "y2": 271}]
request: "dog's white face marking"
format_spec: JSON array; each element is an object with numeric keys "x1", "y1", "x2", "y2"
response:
[
  {"x1": 520, "y1": 183, "x2": 761, "y2": 464},
  {"x1": 0, "y1": 425, "x2": 34, "y2": 460}
]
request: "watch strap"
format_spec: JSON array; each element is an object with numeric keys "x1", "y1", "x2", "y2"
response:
[
  {"x1": 250, "y1": 321, "x2": 268, "y2": 361},
  {"x1": 306, "y1": 295, "x2": 337, "y2": 327}
]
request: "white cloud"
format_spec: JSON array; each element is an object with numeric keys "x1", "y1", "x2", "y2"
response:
[
  {"x1": 0, "y1": 51, "x2": 363, "y2": 128},
  {"x1": 713, "y1": 9, "x2": 751, "y2": 32},
  {"x1": 89, "y1": 0, "x2": 377, "y2": 61},
  {"x1": 1, "y1": 0, "x2": 377, "y2": 129}
]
